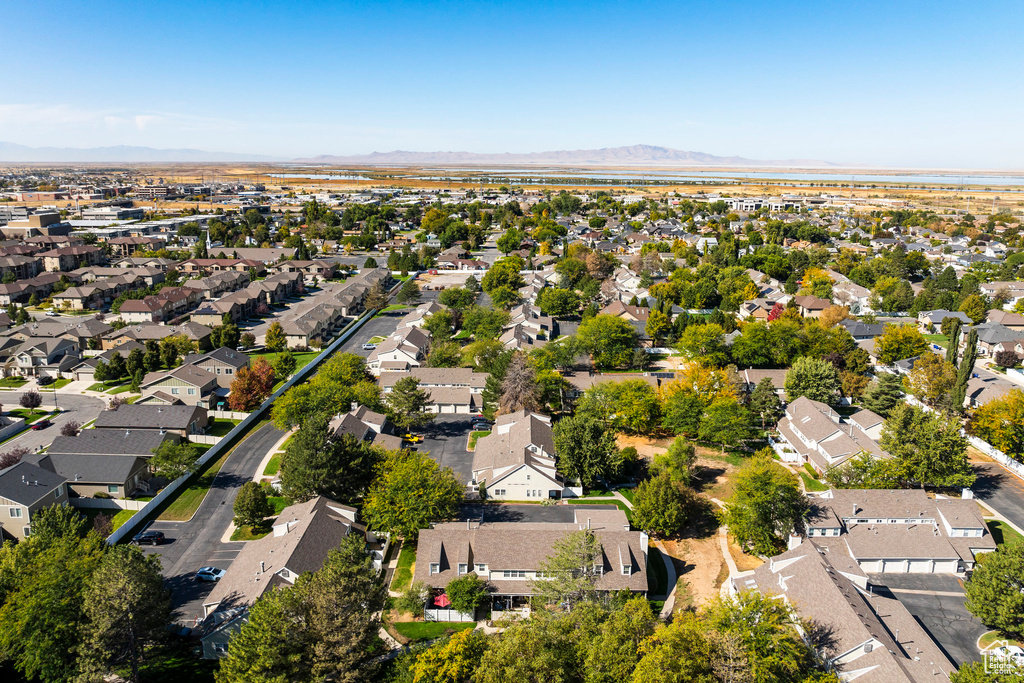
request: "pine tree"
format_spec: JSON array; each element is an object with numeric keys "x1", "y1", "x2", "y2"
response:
[
  {"x1": 859, "y1": 372, "x2": 905, "y2": 417},
  {"x1": 950, "y1": 328, "x2": 977, "y2": 411},
  {"x1": 945, "y1": 318, "x2": 962, "y2": 365}
]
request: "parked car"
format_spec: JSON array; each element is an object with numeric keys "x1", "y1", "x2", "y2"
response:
[
  {"x1": 37, "y1": 376, "x2": 54, "y2": 386},
  {"x1": 362, "y1": 343, "x2": 377, "y2": 350},
  {"x1": 402, "y1": 433, "x2": 423, "y2": 443},
  {"x1": 195, "y1": 566, "x2": 226, "y2": 582},
  {"x1": 45, "y1": 311, "x2": 60, "y2": 317},
  {"x1": 471, "y1": 420, "x2": 492, "y2": 431},
  {"x1": 30, "y1": 419, "x2": 51, "y2": 430},
  {"x1": 133, "y1": 530, "x2": 165, "y2": 546}
]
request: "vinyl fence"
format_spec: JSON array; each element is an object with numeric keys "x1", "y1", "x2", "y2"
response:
[
  {"x1": 71, "y1": 497, "x2": 148, "y2": 511},
  {"x1": 107, "y1": 300, "x2": 387, "y2": 545}
]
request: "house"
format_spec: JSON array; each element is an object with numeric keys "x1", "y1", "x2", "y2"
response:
[
  {"x1": 26, "y1": 449, "x2": 154, "y2": 499},
  {"x1": 738, "y1": 368, "x2": 788, "y2": 395},
  {"x1": 397, "y1": 301, "x2": 446, "y2": 330},
  {"x1": 734, "y1": 540, "x2": 955, "y2": 682},
  {"x1": 138, "y1": 364, "x2": 220, "y2": 408},
  {"x1": 964, "y1": 368, "x2": 1018, "y2": 408},
  {"x1": 366, "y1": 327, "x2": 431, "y2": 374},
  {"x1": 179, "y1": 258, "x2": 265, "y2": 277},
  {"x1": 793, "y1": 295, "x2": 832, "y2": 318},
  {"x1": 471, "y1": 410, "x2": 579, "y2": 499},
  {"x1": 599, "y1": 300, "x2": 650, "y2": 323},
  {"x1": 980, "y1": 280, "x2": 1024, "y2": 308},
  {"x1": 182, "y1": 271, "x2": 251, "y2": 299},
  {"x1": 13, "y1": 337, "x2": 80, "y2": 378},
  {"x1": 0, "y1": 460, "x2": 69, "y2": 541},
  {"x1": 40, "y1": 245, "x2": 104, "y2": 272},
  {"x1": 414, "y1": 507, "x2": 647, "y2": 616},
  {"x1": 0, "y1": 255, "x2": 42, "y2": 280},
  {"x1": 182, "y1": 347, "x2": 250, "y2": 389},
  {"x1": 93, "y1": 404, "x2": 209, "y2": 438},
  {"x1": 272, "y1": 259, "x2": 337, "y2": 281},
  {"x1": 199, "y1": 496, "x2": 385, "y2": 658},
  {"x1": 774, "y1": 396, "x2": 886, "y2": 473},
  {"x1": 837, "y1": 319, "x2": 884, "y2": 340},
  {"x1": 106, "y1": 236, "x2": 166, "y2": 258},
  {"x1": 101, "y1": 322, "x2": 212, "y2": 351},
  {"x1": 804, "y1": 489, "x2": 996, "y2": 573},
  {"x1": 968, "y1": 321, "x2": 1022, "y2": 357},
  {"x1": 917, "y1": 309, "x2": 970, "y2": 333},
  {"x1": 986, "y1": 309, "x2": 1024, "y2": 333},
  {"x1": 379, "y1": 367, "x2": 488, "y2": 413},
  {"x1": 328, "y1": 406, "x2": 404, "y2": 450}
]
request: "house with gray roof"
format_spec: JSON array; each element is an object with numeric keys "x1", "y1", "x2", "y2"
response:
[
  {"x1": 93, "y1": 404, "x2": 208, "y2": 437},
  {"x1": 25, "y1": 452, "x2": 151, "y2": 499},
  {"x1": 0, "y1": 460, "x2": 68, "y2": 541},
  {"x1": 916, "y1": 309, "x2": 970, "y2": 333}
]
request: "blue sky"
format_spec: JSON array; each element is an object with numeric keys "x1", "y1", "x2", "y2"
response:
[{"x1": 2, "y1": 0, "x2": 1023, "y2": 168}]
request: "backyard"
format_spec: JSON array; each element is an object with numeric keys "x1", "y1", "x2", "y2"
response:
[{"x1": 390, "y1": 542, "x2": 416, "y2": 592}]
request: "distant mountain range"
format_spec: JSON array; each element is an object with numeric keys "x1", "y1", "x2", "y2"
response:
[
  {"x1": 0, "y1": 142, "x2": 281, "y2": 163},
  {"x1": 294, "y1": 145, "x2": 845, "y2": 167}
]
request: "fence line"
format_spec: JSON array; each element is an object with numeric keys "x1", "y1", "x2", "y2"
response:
[
  {"x1": 71, "y1": 497, "x2": 148, "y2": 511},
  {"x1": 107, "y1": 291, "x2": 395, "y2": 545},
  {"x1": 210, "y1": 410, "x2": 250, "y2": 421}
]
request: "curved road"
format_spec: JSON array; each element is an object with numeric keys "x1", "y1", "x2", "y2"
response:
[{"x1": 0, "y1": 390, "x2": 105, "y2": 452}]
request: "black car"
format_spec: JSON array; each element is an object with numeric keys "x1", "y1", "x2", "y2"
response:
[
  {"x1": 37, "y1": 376, "x2": 54, "y2": 386},
  {"x1": 471, "y1": 421, "x2": 492, "y2": 431},
  {"x1": 133, "y1": 530, "x2": 165, "y2": 546}
]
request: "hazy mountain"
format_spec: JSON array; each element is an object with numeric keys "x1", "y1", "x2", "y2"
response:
[
  {"x1": 295, "y1": 144, "x2": 843, "y2": 167},
  {"x1": 0, "y1": 142, "x2": 281, "y2": 163}
]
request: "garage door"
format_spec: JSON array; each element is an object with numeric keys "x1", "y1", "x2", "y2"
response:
[
  {"x1": 908, "y1": 560, "x2": 932, "y2": 573},
  {"x1": 859, "y1": 560, "x2": 883, "y2": 573},
  {"x1": 882, "y1": 560, "x2": 907, "y2": 573}
]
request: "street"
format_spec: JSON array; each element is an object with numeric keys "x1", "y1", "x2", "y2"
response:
[
  {"x1": 0, "y1": 390, "x2": 105, "y2": 452},
  {"x1": 139, "y1": 422, "x2": 285, "y2": 624},
  {"x1": 972, "y1": 462, "x2": 1024, "y2": 532}
]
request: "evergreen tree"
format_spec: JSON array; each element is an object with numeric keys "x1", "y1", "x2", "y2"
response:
[
  {"x1": 859, "y1": 372, "x2": 905, "y2": 417},
  {"x1": 950, "y1": 329, "x2": 978, "y2": 411},
  {"x1": 945, "y1": 318, "x2": 962, "y2": 365},
  {"x1": 749, "y1": 377, "x2": 783, "y2": 429}
]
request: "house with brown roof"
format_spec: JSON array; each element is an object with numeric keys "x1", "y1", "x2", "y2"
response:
[
  {"x1": 774, "y1": 396, "x2": 886, "y2": 473},
  {"x1": 793, "y1": 295, "x2": 832, "y2": 318},
  {"x1": 471, "y1": 410, "x2": 578, "y2": 499},
  {"x1": 328, "y1": 406, "x2": 404, "y2": 451},
  {"x1": 367, "y1": 326, "x2": 431, "y2": 374},
  {"x1": 106, "y1": 236, "x2": 166, "y2": 258},
  {"x1": 138, "y1": 364, "x2": 219, "y2": 408},
  {"x1": 40, "y1": 245, "x2": 104, "y2": 272},
  {"x1": 198, "y1": 496, "x2": 384, "y2": 658},
  {"x1": 378, "y1": 367, "x2": 488, "y2": 413}
]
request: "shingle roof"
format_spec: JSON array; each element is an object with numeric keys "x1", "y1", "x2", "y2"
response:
[
  {"x1": 0, "y1": 461, "x2": 66, "y2": 506},
  {"x1": 47, "y1": 429, "x2": 171, "y2": 457},
  {"x1": 94, "y1": 404, "x2": 205, "y2": 430},
  {"x1": 26, "y1": 453, "x2": 147, "y2": 485}
]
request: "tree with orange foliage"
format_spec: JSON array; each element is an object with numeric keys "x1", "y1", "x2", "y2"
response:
[{"x1": 228, "y1": 358, "x2": 276, "y2": 411}]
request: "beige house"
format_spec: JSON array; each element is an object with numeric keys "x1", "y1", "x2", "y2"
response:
[
  {"x1": 0, "y1": 461, "x2": 69, "y2": 541},
  {"x1": 471, "y1": 410, "x2": 579, "y2": 499}
]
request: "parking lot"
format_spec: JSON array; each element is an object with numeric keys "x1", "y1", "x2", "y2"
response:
[
  {"x1": 867, "y1": 573, "x2": 986, "y2": 665},
  {"x1": 419, "y1": 414, "x2": 476, "y2": 484}
]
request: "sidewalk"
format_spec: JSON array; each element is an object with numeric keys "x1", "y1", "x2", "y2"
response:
[{"x1": 252, "y1": 428, "x2": 294, "y2": 483}]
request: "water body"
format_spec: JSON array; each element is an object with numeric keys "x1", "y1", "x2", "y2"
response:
[{"x1": 269, "y1": 173, "x2": 372, "y2": 180}]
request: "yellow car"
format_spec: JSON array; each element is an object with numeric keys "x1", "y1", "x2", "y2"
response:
[{"x1": 402, "y1": 433, "x2": 423, "y2": 443}]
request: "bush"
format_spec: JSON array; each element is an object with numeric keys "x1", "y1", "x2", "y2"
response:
[
  {"x1": 93, "y1": 492, "x2": 112, "y2": 499},
  {"x1": 445, "y1": 574, "x2": 489, "y2": 614},
  {"x1": 994, "y1": 350, "x2": 1019, "y2": 368},
  {"x1": 395, "y1": 580, "x2": 430, "y2": 615}
]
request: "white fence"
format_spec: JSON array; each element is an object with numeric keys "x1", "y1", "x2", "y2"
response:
[
  {"x1": 424, "y1": 608, "x2": 476, "y2": 622},
  {"x1": 71, "y1": 497, "x2": 148, "y2": 511},
  {"x1": 190, "y1": 434, "x2": 222, "y2": 445},
  {"x1": 210, "y1": 410, "x2": 250, "y2": 421},
  {"x1": 968, "y1": 435, "x2": 1024, "y2": 480},
  {"x1": 106, "y1": 281, "x2": 401, "y2": 545}
]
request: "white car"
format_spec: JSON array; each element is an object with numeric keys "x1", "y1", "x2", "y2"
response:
[
  {"x1": 362, "y1": 342, "x2": 377, "y2": 350},
  {"x1": 195, "y1": 566, "x2": 226, "y2": 582}
]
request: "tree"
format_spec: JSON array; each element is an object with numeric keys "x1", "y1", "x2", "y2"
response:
[
  {"x1": 439, "y1": 286, "x2": 477, "y2": 311},
  {"x1": 363, "y1": 451, "x2": 462, "y2": 538},
  {"x1": 481, "y1": 256, "x2": 525, "y2": 294},
  {"x1": 645, "y1": 309, "x2": 670, "y2": 345},
  {"x1": 385, "y1": 376, "x2": 435, "y2": 431},
  {"x1": 994, "y1": 350, "x2": 1019, "y2": 368},
  {"x1": 749, "y1": 377, "x2": 783, "y2": 429},
  {"x1": 536, "y1": 287, "x2": 581, "y2": 317},
  {"x1": 859, "y1": 372, "x2": 905, "y2": 417},
  {"x1": 475, "y1": 617, "x2": 577, "y2": 683},
  {"x1": 427, "y1": 341, "x2": 463, "y2": 368},
  {"x1": 699, "y1": 397, "x2": 754, "y2": 452},
  {"x1": 234, "y1": 481, "x2": 274, "y2": 530},
  {"x1": 965, "y1": 543, "x2": 1024, "y2": 641},
  {"x1": 905, "y1": 351, "x2": 956, "y2": 408},
  {"x1": 499, "y1": 351, "x2": 539, "y2": 414},
  {"x1": 677, "y1": 323, "x2": 728, "y2": 366},
  {"x1": 632, "y1": 472, "x2": 698, "y2": 538},
  {"x1": 950, "y1": 328, "x2": 978, "y2": 411},
  {"x1": 78, "y1": 545, "x2": 171, "y2": 683},
  {"x1": 59, "y1": 420, "x2": 80, "y2": 437},
  {"x1": 363, "y1": 256, "x2": 377, "y2": 268},
  {"x1": 650, "y1": 438, "x2": 697, "y2": 486},
  {"x1": 445, "y1": 574, "x2": 490, "y2": 615},
  {"x1": 880, "y1": 403, "x2": 974, "y2": 488},
  {"x1": 107, "y1": 352, "x2": 127, "y2": 380},
  {"x1": 576, "y1": 315, "x2": 639, "y2": 369},
  {"x1": 0, "y1": 446, "x2": 28, "y2": 469},
  {"x1": 959, "y1": 294, "x2": 989, "y2": 324},
  {"x1": 951, "y1": 661, "x2": 1024, "y2": 682},
  {"x1": 397, "y1": 278, "x2": 422, "y2": 304},
  {"x1": 785, "y1": 356, "x2": 842, "y2": 405},
  {"x1": 216, "y1": 586, "x2": 312, "y2": 683},
  {"x1": 530, "y1": 529, "x2": 604, "y2": 608},
  {"x1": 423, "y1": 309, "x2": 455, "y2": 342},
  {"x1": 585, "y1": 598, "x2": 657, "y2": 683},
  {"x1": 364, "y1": 282, "x2": 390, "y2": 311},
  {"x1": 126, "y1": 347, "x2": 145, "y2": 376},
  {"x1": 264, "y1": 321, "x2": 286, "y2": 352},
  {"x1": 945, "y1": 317, "x2": 963, "y2": 365},
  {"x1": 489, "y1": 285, "x2": 520, "y2": 309},
  {"x1": 19, "y1": 390, "x2": 42, "y2": 416},
  {"x1": 722, "y1": 452, "x2": 808, "y2": 555},
  {"x1": 496, "y1": 227, "x2": 524, "y2": 255},
  {"x1": 554, "y1": 413, "x2": 620, "y2": 489},
  {"x1": 229, "y1": 357, "x2": 276, "y2": 411},
  {"x1": 150, "y1": 440, "x2": 200, "y2": 480},
  {"x1": 876, "y1": 324, "x2": 928, "y2": 364},
  {"x1": 968, "y1": 389, "x2": 1024, "y2": 460},
  {"x1": 240, "y1": 331, "x2": 256, "y2": 349},
  {"x1": 280, "y1": 415, "x2": 381, "y2": 505},
  {"x1": 411, "y1": 628, "x2": 490, "y2": 683},
  {"x1": 273, "y1": 349, "x2": 297, "y2": 378}
]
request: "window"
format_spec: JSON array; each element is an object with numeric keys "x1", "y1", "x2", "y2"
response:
[
  {"x1": 476, "y1": 563, "x2": 486, "y2": 573},
  {"x1": 494, "y1": 489, "x2": 505, "y2": 496},
  {"x1": 226, "y1": 369, "x2": 233, "y2": 375},
  {"x1": 55, "y1": 485, "x2": 63, "y2": 498},
  {"x1": 622, "y1": 565, "x2": 631, "y2": 575},
  {"x1": 594, "y1": 564, "x2": 604, "y2": 575},
  {"x1": 23, "y1": 526, "x2": 31, "y2": 537},
  {"x1": 502, "y1": 570, "x2": 526, "y2": 578},
  {"x1": 9, "y1": 508, "x2": 22, "y2": 518},
  {"x1": 526, "y1": 474, "x2": 530, "y2": 481},
  {"x1": 458, "y1": 564, "x2": 468, "y2": 575},
  {"x1": 216, "y1": 368, "x2": 222, "y2": 375},
  {"x1": 526, "y1": 490, "x2": 531, "y2": 497},
  {"x1": 107, "y1": 485, "x2": 119, "y2": 494},
  {"x1": 188, "y1": 388, "x2": 196, "y2": 395},
  {"x1": 429, "y1": 563, "x2": 440, "y2": 575},
  {"x1": 171, "y1": 388, "x2": 179, "y2": 395}
]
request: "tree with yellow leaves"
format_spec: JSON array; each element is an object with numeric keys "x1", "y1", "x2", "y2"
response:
[
  {"x1": 967, "y1": 389, "x2": 1024, "y2": 460},
  {"x1": 905, "y1": 352, "x2": 956, "y2": 409}
]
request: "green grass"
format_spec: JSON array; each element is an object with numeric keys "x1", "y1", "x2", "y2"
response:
[
  {"x1": 269, "y1": 496, "x2": 288, "y2": 515},
  {"x1": 618, "y1": 488, "x2": 636, "y2": 504},
  {"x1": 979, "y1": 630, "x2": 1024, "y2": 650},
  {"x1": 468, "y1": 430, "x2": 490, "y2": 450},
  {"x1": 700, "y1": 449, "x2": 749, "y2": 467},
  {"x1": 206, "y1": 418, "x2": 241, "y2": 438},
  {"x1": 986, "y1": 520, "x2": 1024, "y2": 547},
  {"x1": 368, "y1": 336, "x2": 386, "y2": 344},
  {"x1": 647, "y1": 544, "x2": 669, "y2": 596},
  {"x1": 87, "y1": 379, "x2": 127, "y2": 392},
  {"x1": 568, "y1": 499, "x2": 632, "y2": 522},
  {"x1": 231, "y1": 524, "x2": 272, "y2": 541},
  {"x1": 107, "y1": 384, "x2": 133, "y2": 394},
  {"x1": 923, "y1": 334, "x2": 949, "y2": 349},
  {"x1": 0, "y1": 377, "x2": 27, "y2": 388},
  {"x1": 280, "y1": 433, "x2": 295, "y2": 451},
  {"x1": 157, "y1": 439, "x2": 238, "y2": 522},
  {"x1": 379, "y1": 304, "x2": 409, "y2": 313},
  {"x1": 247, "y1": 351, "x2": 319, "y2": 375},
  {"x1": 263, "y1": 454, "x2": 281, "y2": 476},
  {"x1": 800, "y1": 472, "x2": 829, "y2": 492},
  {"x1": 391, "y1": 542, "x2": 416, "y2": 592},
  {"x1": 50, "y1": 378, "x2": 72, "y2": 389},
  {"x1": 80, "y1": 507, "x2": 136, "y2": 531},
  {"x1": 8, "y1": 408, "x2": 42, "y2": 420},
  {"x1": 453, "y1": 330, "x2": 472, "y2": 339},
  {"x1": 392, "y1": 621, "x2": 475, "y2": 641},
  {"x1": 136, "y1": 644, "x2": 218, "y2": 683},
  {"x1": 581, "y1": 489, "x2": 614, "y2": 498}
]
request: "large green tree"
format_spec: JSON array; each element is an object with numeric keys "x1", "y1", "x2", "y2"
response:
[
  {"x1": 859, "y1": 372, "x2": 905, "y2": 417},
  {"x1": 784, "y1": 356, "x2": 842, "y2": 405},
  {"x1": 965, "y1": 542, "x2": 1024, "y2": 641},
  {"x1": 576, "y1": 315, "x2": 639, "y2": 369},
  {"x1": 529, "y1": 529, "x2": 605, "y2": 609},
  {"x1": 721, "y1": 452, "x2": 808, "y2": 555},
  {"x1": 233, "y1": 481, "x2": 274, "y2": 530},
  {"x1": 950, "y1": 328, "x2": 978, "y2": 411},
  {"x1": 385, "y1": 376, "x2": 436, "y2": 431},
  {"x1": 362, "y1": 450, "x2": 463, "y2": 538},
  {"x1": 880, "y1": 403, "x2": 974, "y2": 488},
  {"x1": 631, "y1": 472, "x2": 698, "y2": 538},
  {"x1": 553, "y1": 413, "x2": 620, "y2": 489},
  {"x1": 280, "y1": 415, "x2": 383, "y2": 504}
]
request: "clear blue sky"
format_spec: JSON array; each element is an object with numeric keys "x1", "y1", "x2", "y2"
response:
[{"x1": 2, "y1": 0, "x2": 1023, "y2": 168}]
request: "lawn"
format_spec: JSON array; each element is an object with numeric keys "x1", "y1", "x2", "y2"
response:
[
  {"x1": 453, "y1": 330, "x2": 472, "y2": 340},
  {"x1": 80, "y1": 507, "x2": 136, "y2": 531},
  {"x1": 269, "y1": 496, "x2": 288, "y2": 515},
  {"x1": 230, "y1": 523, "x2": 272, "y2": 541},
  {"x1": 569, "y1": 499, "x2": 632, "y2": 522},
  {"x1": 986, "y1": 519, "x2": 1024, "y2": 547},
  {"x1": 368, "y1": 336, "x2": 386, "y2": 344},
  {"x1": 0, "y1": 377, "x2": 27, "y2": 388},
  {"x1": 647, "y1": 544, "x2": 669, "y2": 596},
  {"x1": 107, "y1": 384, "x2": 134, "y2": 395},
  {"x1": 391, "y1": 542, "x2": 416, "y2": 592},
  {"x1": 378, "y1": 304, "x2": 409, "y2": 313},
  {"x1": 580, "y1": 489, "x2": 614, "y2": 498},
  {"x1": 8, "y1": 408, "x2": 45, "y2": 421},
  {"x1": 263, "y1": 454, "x2": 281, "y2": 476},
  {"x1": 800, "y1": 472, "x2": 829, "y2": 492},
  {"x1": 50, "y1": 378, "x2": 72, "y2": 389},
  {"x1": 247, "y1": 350, "x2": 319, "y2": 376},
  {"x1": 468, "y1": 430, "x2": 490, "y2": 450},
  {"x1": 923, "y1": 334, "x2": 949, "y2": 349},
  {"x1": 618, "y1": 488, "x2": 636, "y2": 505},
  {"x1": 87, "y1": 379, "x2": 127, "y2": 392},
  {"x1": 207, "y1": 418, "x2": 241, "y2": 438},
  {"x1": 392, "y1": 621, "x2": 475, "y2": 641}
]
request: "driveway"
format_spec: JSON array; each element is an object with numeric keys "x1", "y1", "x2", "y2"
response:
[
  {"x1": 419, "y1": 415, "x2": 475, "y2": 484},
  {"x1": 972, "y1": 462, "x2": 1024, "y2": 532},
  {"x1": 867, "y1": 573, "x2": 985, "y2": 665},
  {"x1": 0, "y1": 391, "x2": 105, "y2": 452},
  {"x1": 138, "y1": 422, "x2": 286, "y2": 624}
]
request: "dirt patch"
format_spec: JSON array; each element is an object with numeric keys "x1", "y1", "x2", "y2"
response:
[
  {"x1": 662, "y1": 536, "x2": 726, "y2": 608},
  {"x1": 968, "y1": 445, "x2": 994, "y2": 463},
  {"x1": 693, "y1": 456, "x2": 738, "y2": 500},
  {"x1": 728, "y1": 535, "x2": 764, "y2": 572},
  {"x1": 616, "y1": 434, "x2": 674, "y2": 460}
]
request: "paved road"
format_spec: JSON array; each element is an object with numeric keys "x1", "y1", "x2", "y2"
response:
[
  {"x1": 139, "y1": 422, "x2": 285, "y2": 624},
  {"x1": 420, "y1": 415, "x2": 475, "y2": 484},
  {"x1": 0, "y1": 390, "x2": 105, "y2": 452},
  {"x1": 972, "y1": 462, "x2": 1024, "y2": 532},
  {"x1": 867, "y1": 573, "x2": 984, "y2": 665}
]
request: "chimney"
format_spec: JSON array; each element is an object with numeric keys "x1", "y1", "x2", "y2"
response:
[
  {"x1": 259, "y1": 561, "x2": 265, "y2": 573},
  {"x1": 788, "y1": 533, "x2": 802, "y2": 551}
]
